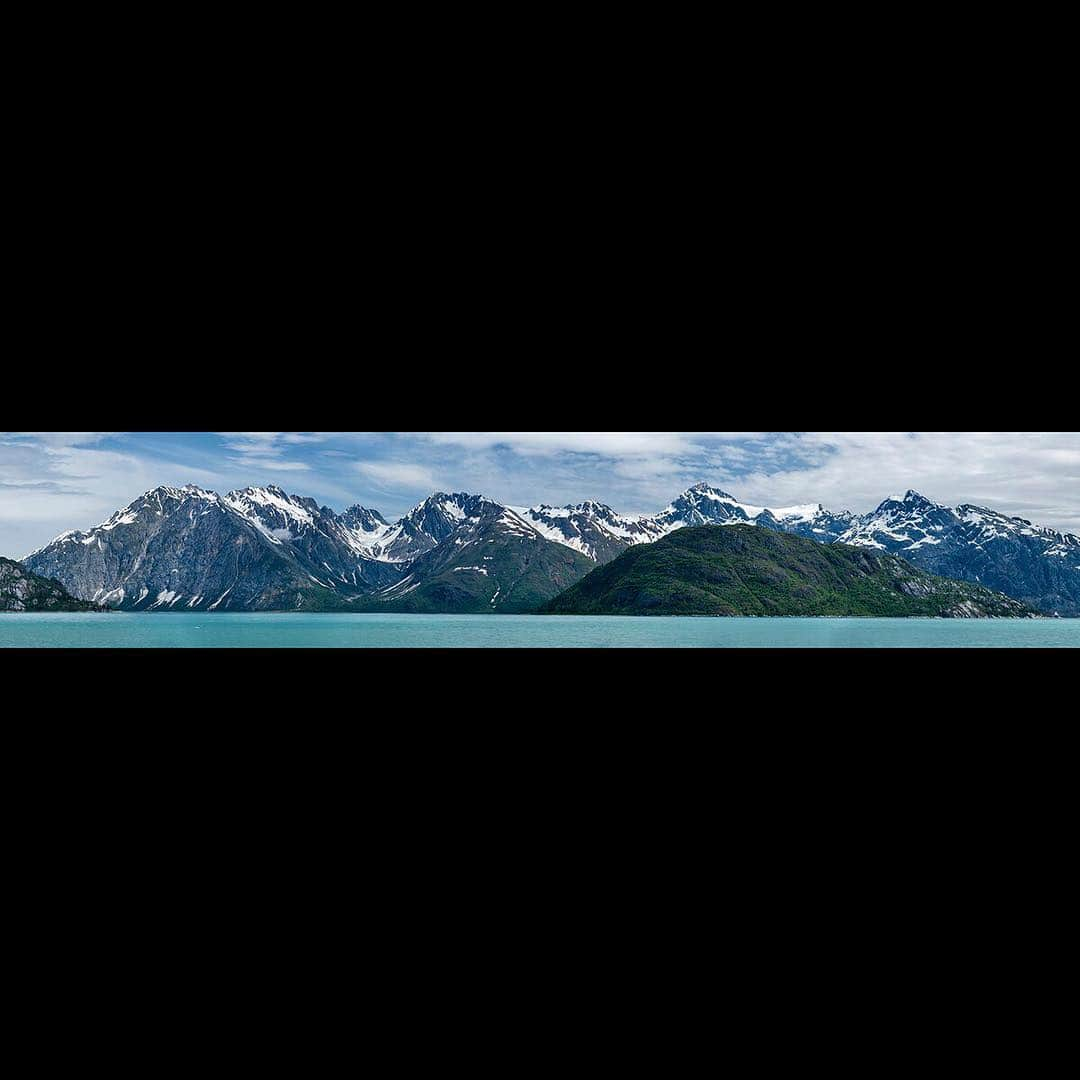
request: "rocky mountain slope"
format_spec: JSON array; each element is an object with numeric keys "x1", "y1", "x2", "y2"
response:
[
  {"x1": 357, "y1": 503, "x2": 595, "y2": 613},
  {"x1": 24, "y1": 485, "x2": 402, "y2": 611},
  {"x1": 1, "y1": 558, "x2": 99, "y2": 612},
  {"x1": 539, "y1": 526, "x2": 1036, "y2": 618}
]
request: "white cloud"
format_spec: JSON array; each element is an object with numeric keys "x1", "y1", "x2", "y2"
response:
[
  {"x1": 354, "y1": 461, "x2": 439, "y2": 491},
  {"x1": 215, "y1": 431, "x2": 322, "y2": 470},
  {"x1": 418, "y1": 432, "x2": 761, "y2": 456},
  {"x1": 724, "y1": 432, "x2": 1080, "y2": 533}
]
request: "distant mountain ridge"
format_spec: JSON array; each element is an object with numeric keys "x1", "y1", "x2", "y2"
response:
[{"x1": 23, "y1": 482, "x2": 1080, "y2": 615}]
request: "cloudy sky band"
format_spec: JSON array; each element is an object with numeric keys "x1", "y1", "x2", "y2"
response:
[{"x1": 1, "y1": 431, "x2": 1077, "y2": 557}]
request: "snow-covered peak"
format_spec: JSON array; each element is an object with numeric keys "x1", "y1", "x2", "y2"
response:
[
  {"x1": 509, "y1": 501, "x2": 666, "y2": 560},
  {"x1": 876, "y1": 490, "x2": 945, "y2": 513},
  {"x1": 107, "y1": 485, "x2": 224, "y2": 525},
  {"x1": 956, "y1": 504, "x2": 1080, "y2": 553},
  {"x1": 131, "y1": 484, "x2": 200, "y2": 505},
  {"x1": 404, "y1": 492, "x2": 497, "y2": 525},
  {"x1": 407, "y1": 491, "x2": 470, "y2": 513},
  {"x1": 684, "y1": 483, "x2": 739, "y2": 502},
  {"x1": 843, "y1": 491, "x2": 961, "y2": 552},
  {"x1": 653, "y1": 486, "x2": 763, "y2": 530},
  {"x1": 27, "y1": 485, "x2": 228, "y2": 556},
  {"x1": 222, "y1": 486, "x2": 321, "y2": 544}
]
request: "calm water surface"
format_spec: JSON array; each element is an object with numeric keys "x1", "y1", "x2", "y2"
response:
[{"x1": 1, "y1": 613, "x2": 1077, "y2": 648}]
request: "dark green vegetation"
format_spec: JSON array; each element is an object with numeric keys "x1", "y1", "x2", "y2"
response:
[
  {"x1": 539, "y1": 526, "x2": 1036, "y2": 618},
  {"x1": 0, "y1": 558, "x2": 100, "y2": 612},
  {"x1": 356, "y1": 522, "x2": 596, "y2": 614}
]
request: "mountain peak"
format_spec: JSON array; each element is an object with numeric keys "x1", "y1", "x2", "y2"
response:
[
  {"x1": 685, "y1": 483, "x2": 736, "y2": 500},
  {"x1": 341, "y1": 505, "x2": 390, "y2": 531},
  {"x1": 412, "y1": 491, "x2": 479, "y2": 510},
  {"x1": 878, "y1": 490, "x2": 941, "y2": 511}
]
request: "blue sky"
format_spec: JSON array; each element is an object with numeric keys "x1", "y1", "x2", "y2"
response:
[{"x1": 2, "y1": 431, "x2": 1078, "y2": 557}]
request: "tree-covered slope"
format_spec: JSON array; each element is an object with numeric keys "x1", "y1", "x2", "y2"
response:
[
  {"x1": 539, "y1": 526, "x2": 1036, "y2": 618},
  {"x1": 0, "y1": 558, "x2": 100, "y2": 612}
]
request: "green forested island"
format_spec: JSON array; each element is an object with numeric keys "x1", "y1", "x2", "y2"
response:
[{"x1": 539, "y1": 526, "x2": 1036, "y2": 618}]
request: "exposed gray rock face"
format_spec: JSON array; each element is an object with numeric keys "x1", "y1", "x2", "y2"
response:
[
  {"x1": 0, "y1": 558, "x2": 97, "y2": 611},
  {"x1": 24, "y1": 486, "x2": 402, "y2": 611},
  {"x1": 221, "y1": 487, "x2": 402, "y2": 592}
]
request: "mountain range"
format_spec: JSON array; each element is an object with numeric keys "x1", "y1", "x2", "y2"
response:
[{"x1": 21, "y1": 483, "x2": 1080, "y2": 615}]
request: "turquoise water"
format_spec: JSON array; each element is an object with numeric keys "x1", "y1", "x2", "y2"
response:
[{"x1": 1, "y1": 613, "x2": 1077, "y2": 648}]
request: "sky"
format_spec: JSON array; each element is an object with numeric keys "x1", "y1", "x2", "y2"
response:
[{"x1": 1, "y1": 431, "x2": 1078, "y2": 558}]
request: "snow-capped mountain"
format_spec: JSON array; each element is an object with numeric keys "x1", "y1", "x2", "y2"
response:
[
  {"x1": 509, "y1": 485, "x2": 856, "y2": 555},
  {"x1": 222, "y1": 486, "x2": 404, "y2": 591},
  {"x1": 650, "y1": 484, "x2": 764, "y2": 530},
  {"x1": 644, "y1": 483, "x2": 856, "y2": 540},
  {"x1": 837, "y1": 491, "x2": 1080, "y2": 615},
  {"x1": 345, "y1": 495, "x2": 564, "y2": 572},
  {"x1": 357, "y1": 493, "x2": 517, "y2": 564},
  {"x1": 838, "y1": 491, "x2": 962, "y2": 552},
  {"x1": 25, "y1": 485, "x2": 403, "y2": 611},
  {"x1": 511, "y1": 502, "x2": 665, "y2": 562},
  {"x1": 365, "y1": 501, "x2": 594, "y2": 613}
]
